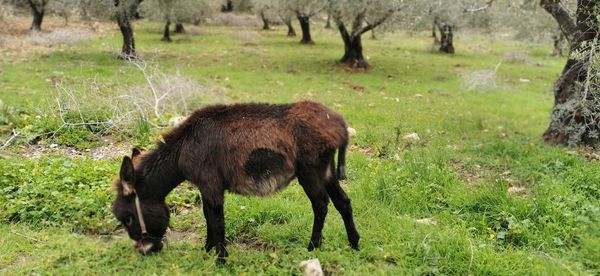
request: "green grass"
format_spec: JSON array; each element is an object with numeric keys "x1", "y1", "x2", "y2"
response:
[{"x1": 0, "y1": 21, "x2": 598, "y2": 275}]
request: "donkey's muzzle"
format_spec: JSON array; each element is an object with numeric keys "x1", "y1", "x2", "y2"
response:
[{"x1": 134, "y1": 235, "x2": 164, "y2": 255}]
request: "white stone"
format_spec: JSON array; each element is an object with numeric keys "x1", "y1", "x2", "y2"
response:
[
  {"x1": 416, "y1": 218, "x2": 438, "y2": 225},
  {"x1": 300, "y1": 259, "x2": 324, "y2": 276},
  {"x1": 347, "y1": 127, "x2": 357, "y2": 137},
  {"x1": 403, "y1": 133, "x2": 420, "y2": 141},
  {"x1": 168, "y1": 116, "x2": 188, "y2": 127}
]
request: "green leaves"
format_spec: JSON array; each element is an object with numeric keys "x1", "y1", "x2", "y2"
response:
[{"x1": 0, "y1": 157, "x2": 117, "y2": 233}]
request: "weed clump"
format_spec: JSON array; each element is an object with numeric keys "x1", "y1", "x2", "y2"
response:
[
  {"x1": 5, "y1": 62, "x2": 226, "y2": 149},
  {"x1": 207, "y1": 13, "x2": 260, "y2": 27},
  {"x1": 503, "y1": 51, "x2": 532, "y2": 64},
  {"x1": 232, "y1": 30, "x2": 261, "y2": 42},
  {"x1": 462, "y1": 64, "x2": 501, "y2": 91},
  {"x1": 28, "y1": 28, "x2": 92, "y2": 47}
]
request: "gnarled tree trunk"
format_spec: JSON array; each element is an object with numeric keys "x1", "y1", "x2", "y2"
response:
[
  {"x1": 439, "y1": 23, "x2": 455, "y2": 54},
  {"x1": 260, "y1": 12, "x2": 270, "y2": 30},
  {"x1": 298, "y1": 15, "x2": 313, "y2": 44},
  {"x1": 541, "y1": 0, "x2": 600, "y2": 145},
  {"x1": 114, "y1": 0, "x2": 143, "y2": 60},
  {"x1": 432, "y1": 16, "x2": 440, "y2": 45},
  {"x1": 221, "y1": 0, "x2": 233, "y2": 12},
  {"x1": 552, "y1": 32, "x2": 565, "y2": 56},
  {"x1": 338, "y1": 24, "x2": 368, "y2": 69},
  {"x1": 284, "y1": 18, "x2": 296, "y2": 37},
  {"x1": 325, "y1": 11, "x2": 332, "y2": 29},
  {"x1": 162, "y1": 20, "x2": 172, "y2": 42},
  {"x1": 174, "y1": 23, "x2": 185, "y2": 34},
  {"x1": 27, "y1": 0, "x2": 48, "y2": 31}
]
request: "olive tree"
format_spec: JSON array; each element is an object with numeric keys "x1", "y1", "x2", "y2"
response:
[
  {"x1": 329, "y1": 0, "x2": 403, "y2": 68},
  {"x1": 284, "y1": 0, "x2": 326, "y2": 44},
  {"x1": 79, "y1": 0, "x2": 114, "y2": 20},
  {"x1": 140, "y1": 0, "x2": 218, "y2": 42},
  {"x1": 47, "y1": 0, "x2": 78, "y2": 25},
  {"x1": 540, "y1": 0, "x2": 600, "y2": 145},
  {"x1": 251, "y1": 0, "x2": 276, "y2": 30},
  {"x1": 114, "y1": 0, "x2": 144, "y2": 59},
  {"x1": 251, "y1": 0, "x2": 296, "y2": 36},
  {"x1": 27, "y1": 0, "x2": 49, "y2": 31}
]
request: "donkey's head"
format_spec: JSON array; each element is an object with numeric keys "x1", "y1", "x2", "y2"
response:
[{"x1": 112, "y1": 149, "x2": 170, "y2": 255}]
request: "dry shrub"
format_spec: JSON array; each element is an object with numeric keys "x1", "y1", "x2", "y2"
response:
[
  {"x1": 0, "y1": 4, "x2": 8, "y2": 22},
  {"x1": 503, "y1": 51, "x2": 532, "y2": 64},
  {"x1": 232, "y1": 30, "x2": 261, "y2": 42},
  {"x1": 207, "y1": 13, "x2": 260, "y2": 27},
  {"x1": 240, "y1": 46, "x2": 264, "y2": 57},
  {"x1": 462, "y1": 70, "x2": 497, "y2": 91},
  {"x1": 47, "y1": 61, "x2": 227, "y2": 137},
  {"x1": 121, "y1": 61, "x2": 226, "y2": 123},
  {"x1": 184, "y1": 25, "x2": 208, "y2": 36},
  {"x1": 28, "y1": 28, "x2": 92, "y2": 47}
]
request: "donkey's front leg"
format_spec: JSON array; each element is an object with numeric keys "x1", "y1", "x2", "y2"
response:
[
  {"x1": 202, "y1": 199, "x2": 215, "y2": 252},
  {"x1": 297, "y1": 166, "x2": 330, "y2": 251},
  {"x1": 202, "y1": 191, "x2": 228, "y2": 261}
]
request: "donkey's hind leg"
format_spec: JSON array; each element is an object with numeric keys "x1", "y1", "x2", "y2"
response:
[
  {"x1": 297, "y1": 163, "x2": 330, "y2": 251},
  {"x1": 325, "y1": 159, "x2": 360, "y2": 250},
  {"x1": 199, "y1": 183, "x2": 228, "y2": 262}
]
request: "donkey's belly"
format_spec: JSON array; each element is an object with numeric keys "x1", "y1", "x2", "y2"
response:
[
  {"x1": 231, "y1": 173, "x2": 295, "y2": 196},
  {"x1": 233, "y1": 147, "x2": 295, "y2": 196}
]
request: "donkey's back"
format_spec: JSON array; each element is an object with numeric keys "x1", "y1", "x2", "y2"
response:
[{"x1": 174, "y1": 101, "x2": 348, "y2": 196}]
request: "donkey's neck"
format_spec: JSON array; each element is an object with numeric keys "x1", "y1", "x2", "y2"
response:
[{"x1": 136, "y1": 143, "x2": 184, "y2": 200}]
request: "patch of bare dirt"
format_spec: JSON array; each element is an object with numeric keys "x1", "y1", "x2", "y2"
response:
[
  {"x1": 500, "y1": 170, "x2": 534, "y2": 198},
  {"x1": 234, "y1": 234, "x2": 274, "y2": 251},
  {"x1": 0, "y1": 15, "x2": 114, "y2": 63},
  {"x1": 452, "y1": 160, "x2": 485, "y2": 185},
  {"x1": 15, "y1": 141, "x2": 132, "y2": 160}
]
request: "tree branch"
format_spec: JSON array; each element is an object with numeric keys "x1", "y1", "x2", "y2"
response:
[
  {"x1": 464, "y1": 0, "x2": 495, "y2": 13},
  {"x1": 356, "y1": 6, "x2": 399, "y2": 37},
  {"x1": 540, "y1": 0, "x2": 578, "y2": 44}
]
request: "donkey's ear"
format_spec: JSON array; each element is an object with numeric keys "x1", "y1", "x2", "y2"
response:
[
  {"x1": 131, "y1": 147, "x2": 142, "y2": 160},
  {"x1": 119, "y1": 156, "x2": 135, "y2": 196}
]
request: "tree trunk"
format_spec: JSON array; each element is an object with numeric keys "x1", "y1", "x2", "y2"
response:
[
  {"x1": 325, "y1": 12, "x2": 331, "y2": 29},
  {"x1": 338, "y1": 24, "x2": 368, "y2": 69},
  {"x1": 552, "y1": 32, "x2": 564, "y2": 56},
  {"x1": 439, "y1": 23, "x2": 455, "y2": 54},
  {"x1": 298, "y1": 16, "x2": 313, "y2": 44},
  {"x1": 162, "y1": 20, "x2": 172, "y2": 42},
  {"x1": 260, "y1": 12, "x2": 270, "y2": 30},
  {"x1": 27, "y1": 0, "x2": 46, "y2": 31},
  {"x1": 541, "y1": 0, "x2": 600, "y2": 145},
  {"x1": 221, "y1": 0, "x2": 233, "y2": 12},
  {"x1": 284, "y1": 19, "x2": 296, "y2": 37},
  {"x1": 174, "y1": 23, "x2": 185, "y2": 33},
  {"x1": 114, "y1": 0, "x2": 140, "y2": 60},
  {"x1": 432, "y1": 16, "x2": 440, "y2": 45}
]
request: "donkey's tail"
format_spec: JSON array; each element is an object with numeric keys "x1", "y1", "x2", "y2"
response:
[{"x1": 337, "y1": 139, "x2": 348, "y2": 180}]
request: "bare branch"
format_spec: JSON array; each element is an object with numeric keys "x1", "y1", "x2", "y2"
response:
[
  {"x1": 10, "y1": 230, "x2": 47, "y2": 244},
  {"x1": 464, "y1": 0, "x2": 495, "y2": 13},
  {"x1": 540, "y1": 0, "x2": 578, "y2": 44},
  {"x1": 0, "y1": 130, "x2": 19, "y2": 150}
]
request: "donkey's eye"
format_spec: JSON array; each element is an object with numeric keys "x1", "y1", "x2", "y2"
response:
[{"x1": 126, "y1": 216, "x2": 133, "y2": 226}]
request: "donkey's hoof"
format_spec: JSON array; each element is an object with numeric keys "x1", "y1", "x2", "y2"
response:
[
  {"x1": 216, "y1": 257, "x2": 227, "y2": 266},
  {"x1": 307, "y1": 241, "x2": 321, "y2": 252}
]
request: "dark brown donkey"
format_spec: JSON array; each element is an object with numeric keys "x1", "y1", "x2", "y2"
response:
[{"x1": 112, "y1": 101, "x2": 360, "y2": 259}]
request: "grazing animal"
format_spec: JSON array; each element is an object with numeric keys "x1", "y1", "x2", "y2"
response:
[{"x1": 112, "y1": 101, "x2": 360, "y2": 259}]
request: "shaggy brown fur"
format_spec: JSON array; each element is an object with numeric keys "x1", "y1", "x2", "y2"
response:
[{"x1": 112, "y1": 101, "x2": 359, "y2": 260}]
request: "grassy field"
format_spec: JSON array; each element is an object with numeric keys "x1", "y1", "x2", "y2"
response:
[{"x1": 1, "y1": 18, "x2": 599, "y2": 275}]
